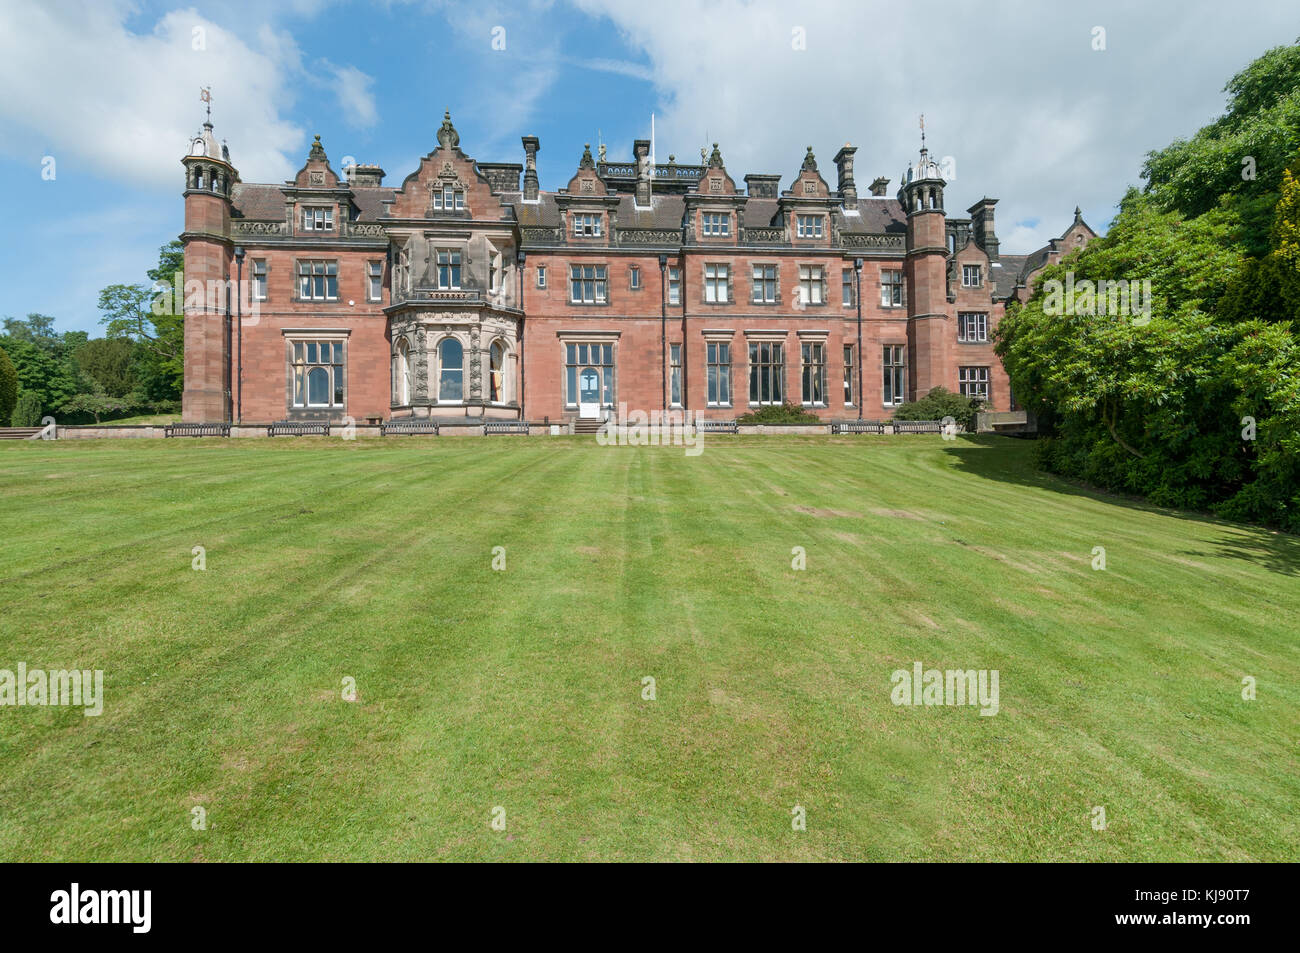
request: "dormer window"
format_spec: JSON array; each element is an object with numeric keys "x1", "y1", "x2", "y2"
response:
[
  {"x1": 796, "y1": 215, "x2": 824, "y2": 239},
  {"x1": 433, "y1": 186, "x2": 465, "y2": 210},
  {"x1": 962, "y1": 264, "x2": 983, "y2": 288},
  {"x1": 302, "y1": 207, "x2": 334, "y2": 231},
  {"x1": 702, "y1": 212, "x2": 731, "y2": 237},
  {"x1": 572, "y1": 213, "x2": 602, "y2": 238}
]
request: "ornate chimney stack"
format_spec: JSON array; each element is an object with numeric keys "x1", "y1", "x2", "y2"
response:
[
  {"x1": 521, "y1": 135, "x2": 540, "y2": 201},
  {"x1": 968, "y1": 197, "x2": 1000, "y2": 263},
  {"x1": 870, "y1": 176, "x2": 890, "y2": 197},
  {"x1": 833, "y1": 144, "x2": 857, "y2": 205}
]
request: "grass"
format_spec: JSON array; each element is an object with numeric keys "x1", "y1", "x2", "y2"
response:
[{"x1": 0, "y1": 434, "x2": 1296, "y2": 861}]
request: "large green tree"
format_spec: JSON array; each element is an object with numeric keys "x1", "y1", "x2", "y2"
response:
[
  {"x1": 99, "y1": 241, "x2": 184, "y2": 402},
  {"x1": 0, "y1": 314, "x2": 83, "y2": 418},
  {"x1": 0, "y1": 345, "x2": 17, "y2": 426},
  {"x1": 997, "y1": 41, "x2": 1300, "y2": 532}
]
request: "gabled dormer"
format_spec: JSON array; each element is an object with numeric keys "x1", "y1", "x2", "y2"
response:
[
  {"x1": 285, "y1": 135, "x2": 351, "y2": 237},
  {"x1": 684, "y1": 143, "x2": 745, "y2": 242},
  {"x1": 780, "y1": 147, "x2": 835, "y2": 244},
  {"x1": 384, "y1": 111, "x2": 505, "y2": 221},
  {"x1": 555, "y1": 144, "x2": 618, "y2": 244}
]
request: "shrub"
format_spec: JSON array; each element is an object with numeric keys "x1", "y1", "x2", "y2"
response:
[
  {"x1": 892, "y1": 387, "x2": 983, "y2": 431},
  {"x1": 735, "y1": 402, "x2": 822, "y2": 425},
  {"x1": 11, "y1": 390, "x2": 42, "y2": 427},
  {"x1": 0, "y1": 346, "x2": 16, "y2": 426}
]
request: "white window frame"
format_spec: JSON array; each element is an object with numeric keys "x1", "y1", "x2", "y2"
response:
[
  {"x1": 752, "y1": 264, "x2": 777, "y2": 304},
  {"x1": 796, "y1": 215, "x2": 824, "y2": 238},
  {"x1": 704, "y1": 263, "x2": 729, "y2": 304},
  {"x1": 883, "y1": 344, "x2": 906, "y2": 407},
  {"x1": 572, "y1": 213, "x2": 603, "y2": 238},
  {"x1": 702, "y1": 212, "x2": 731, "y2": 237},
  {"x1": 366, "y1": 261, "x2": 383, "y2": 302},
  {"x1": 706, "y1": 340, "x2": 731, "y2": 407},
  {"x1": 958, "y1": 312, "x2": 988, "y2": 343},
  {"x1": 962, "y1": 264, "x2": 982, "y2": 288},
  {"x1": 433, "y1": 185, "x2": 465, "y2": 210},
  {"x1": 959, "y1": 365, "x2": 990, "y2": 399},
  {"x1": 801, "y1": 340, "x2": 827, "y2": 406},
  {"x1": 798, "y1": 265, "x2": 824, "y2": 306},
  {"x1": 297, "y1": 260, "x2": 338, "y2": 301},
  {"x1": 252, "y1": 259, "x2": 268, "y2": 302},
  {"x1": 569, "y1": 264, "x2": 608, "y2": 304},
  {"x1": 748, "y1": 339, "x2": 785, "y2": 406},
  {"x1": 302, "y1": 206, "x2": 334, "y2": 231},
  {"x1": 881, "y1": 270, "x2": 904, "y2": 308},
  {"x1": 436, "y1": 248, "x2": 462, "y2": 290},
  {"x1": 289, "y1": 337, "x2": 345, "y2": 408}
]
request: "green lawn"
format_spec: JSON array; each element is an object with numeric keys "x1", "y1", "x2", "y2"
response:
[{"x1": 0, "y1": 435, "x2": 1296, "y2": 861}]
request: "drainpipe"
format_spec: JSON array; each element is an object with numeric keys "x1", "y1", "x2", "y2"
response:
[
  {"x1": 854, "y1": 257, "x2": 863, "y2": 420},
  {"x1": 517, "y1": 249, "x2": 526, "y2": 421},
  {"x1": 235, "y1": 246, "x2": 245, "y2": 424}
]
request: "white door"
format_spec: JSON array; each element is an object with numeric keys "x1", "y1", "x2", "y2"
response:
[{"x1": 578, "y1": 367, "x2": 601, "y2": 418}]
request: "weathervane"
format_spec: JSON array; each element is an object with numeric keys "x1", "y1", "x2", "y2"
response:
[
  {"x1": 200, "y1": 86, "x2": 212, "y2": 123},
  {"x1": 920, "y1": 113, "x2": 925, "y2": 147}
]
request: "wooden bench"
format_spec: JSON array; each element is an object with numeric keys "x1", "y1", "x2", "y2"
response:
[
  {"x1": 164, "y1": 422, "x2": 230, "y2": 438},
  {"x1": 267, "y1": 421, "x2": 330, "y2": 437},
  {"x1": 695, "y1": 419, "x2": 739, "y2": 434},
  {"x1": 483, "y1": 421, "x2": 530, "y2": 435},
  {"x1": 892, "y1": 419, "x2": 944, "y2": 434},
  {"x1": 380, "y1": 418, "x2": 439, "y2": 436},
  {"x1": 831, "y1": 420, "x2": 886, "y2": 434}
]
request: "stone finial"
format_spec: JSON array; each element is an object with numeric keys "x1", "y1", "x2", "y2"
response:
[
  {"x1": 437, "y1": 110, "x2": 460, "y2": 149},
  {"x1": 708, "y1": 142, "x2": 724, "y2": 168},
  {"x1": 579, "y1": 143, "x2": 595, "y2": 170},
  {"x1": 308, "y1": 134, "x2": 326, "y2": 160},
  {"x1": 801, "y1": 146, "x2": 817, "y2": 172}
]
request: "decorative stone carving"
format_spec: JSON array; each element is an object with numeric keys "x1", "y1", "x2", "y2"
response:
[
  {"x1": 842, "y1": 233, "x2": 905, "y2": 250},
  {"x1": 469, "y1": 324, "x2": 482, "y2": 398},
  {"x1": 617, "y1": 228, "x2": 680, "y2": 244},
  {"x1": 437, "y1": 111, "x2": 459, "y2": 149}
]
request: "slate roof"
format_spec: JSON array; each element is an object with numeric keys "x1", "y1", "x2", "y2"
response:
[{"x1": 992, "y1": 254, "x2": 1029, "y2": 299}]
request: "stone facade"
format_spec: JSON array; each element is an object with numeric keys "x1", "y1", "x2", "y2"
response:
[{"x1": 180, "y1": 113, "x2": 1095, "y2": 424}]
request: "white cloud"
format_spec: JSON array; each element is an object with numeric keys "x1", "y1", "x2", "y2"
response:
[
  {"x1": 326, "y1": 63, "x2": 379, "y2": 129},
  {"x1": 570, "y1": 0, "x2": 1300, "y2": 252},
  {"x1": 0, "y1": 1, "x2": 340, "y2": 188}
]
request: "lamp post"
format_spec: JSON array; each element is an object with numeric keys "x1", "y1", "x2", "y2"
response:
[
  {"x1": 234, "y1": 246, "x2": 245, "y2": 424},
  {"x1": 517, "y1": 249, "x2": 526, "y2": 422},
  {"x1": 659, "y1": 254, "x2": 668, "y2": 412},
  {"x1": 854, "y1": 257, "x2": 863, "y2": 420}
]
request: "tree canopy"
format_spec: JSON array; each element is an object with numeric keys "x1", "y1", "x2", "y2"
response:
[{"x1": 997, "y1": 40, "x2": 1300, "y2": 532}]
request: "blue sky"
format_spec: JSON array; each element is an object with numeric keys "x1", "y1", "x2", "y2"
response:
[{"x1": 2, "y1": 0, "x2": 1297, "y2": 334}]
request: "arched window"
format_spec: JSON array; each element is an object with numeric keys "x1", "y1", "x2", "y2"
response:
[
  {"x1": 396, "y1": 340, "x2": 411, "y2": 405},
  {"x1": 438, "y1": 337, "x2": 463, "y2": 402},
  {"x1": 489, "y1": 341, "x2": 504, "y2": 402},
  {"x1": 307, "y1": 366, "x2": 330, "y2": 406}
]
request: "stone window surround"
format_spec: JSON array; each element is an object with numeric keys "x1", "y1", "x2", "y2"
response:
[
  {"x1": 556, "y1": 330, "x2": 621, "y2": 410},
  {"x1": 281, "y1": 328, "x2": 350, "y2": 415}
]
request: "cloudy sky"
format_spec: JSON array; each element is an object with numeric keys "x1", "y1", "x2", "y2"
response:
[{"x1": 1, "y1": 0, "x2": 1297, "y2": 333}]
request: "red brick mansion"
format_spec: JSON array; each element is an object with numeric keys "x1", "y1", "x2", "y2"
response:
[{"x1": 180, "y1": 111, "x2": 1094, "y2": 425}]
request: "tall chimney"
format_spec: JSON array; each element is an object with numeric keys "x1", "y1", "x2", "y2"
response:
[
  {"x1": 833, "y1": 144, "x2": 857, "y2": 205},
  {"x1": 522, "y1": 135, "x2": 540, "y2": 201},
  {"x1": 968, "y1": 197, "x2": 999, "y2": 263},
  {"x1": 869, "y1": 176, "x2": 890, "y2": 197}
]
